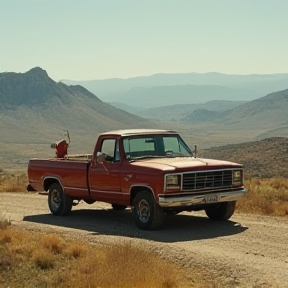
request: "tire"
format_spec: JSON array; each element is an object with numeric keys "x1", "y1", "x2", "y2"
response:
[
  {"x1": 48, "y1": 183, "x2": 73, "y2": 216},
  {"x1": 84, "y1": 199, "x2": 96, "y2": 205},
  {"x1": 132, "y1": 190, "x2": 164, "y2": 230},
  {"x1": 112, "y1": 204, "x2": 127, "y2": 210},
  {"x1": 205, "y1": 201, "x2": 236, "y2": 221}
]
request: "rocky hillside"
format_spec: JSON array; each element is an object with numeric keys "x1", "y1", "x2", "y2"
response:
[
  {"x1": 183, "y1": 88, "x2": 288, "y2": 138},
  {"x1": 216, "y1": 89, "x2": 288, "y2": 128},
  {"x1": 0, "y1": 67, "x2": 156, "y2": 168},
  {"x1": 201, "y1": 137, "x2": 288, "y2": 178},
  {"x1": 0, "y1": 67, "x2": 155, "y2": 141}
]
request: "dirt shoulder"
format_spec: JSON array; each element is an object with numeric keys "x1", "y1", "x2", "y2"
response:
[{"x1": 1, "y1": 192, "x2": 287, "y2": 288}]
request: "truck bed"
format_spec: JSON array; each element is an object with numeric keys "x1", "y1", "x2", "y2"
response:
[{"x1": 28, "y1": 157, "x2": 91, "y2": 197}]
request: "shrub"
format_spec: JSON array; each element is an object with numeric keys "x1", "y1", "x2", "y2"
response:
[
  {"x1": 40, "y1": 234, "x2": 64, "y2": 254},
  {"x1": 65, "y1": 242, "x2": 86, "y2": 258},
  {"x1": 33, "y1": 249, "x2": 55, "y2": 270},
  {"x1": 0, "y1": 214, "x2": 10, "y2": 230}
]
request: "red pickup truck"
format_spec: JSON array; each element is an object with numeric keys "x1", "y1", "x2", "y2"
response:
[{"x1": 27, "y1": 129, "x2": 247, "y2": 230}]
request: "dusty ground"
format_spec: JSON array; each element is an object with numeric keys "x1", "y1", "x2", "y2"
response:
[{"x1": 1, "y1": 192, "x2": 288, "y2": 288}]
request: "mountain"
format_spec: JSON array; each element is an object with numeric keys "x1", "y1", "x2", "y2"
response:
[
  {"x1": 201, "y1": 137, "x2": 288, "y2": 178},
  {"x1": 110, "y1": 85, "x2": 251, "y2": 108},
  {"x1": 216, "y1": 88, "x2": 288, "y2": 133},
  {"x1": 63, "y1": 72, "x2": 288, "y2": 105},
  {"x1": 183, "y1": 89, "x2": 288, "y2": 137},
  {"x1": 0, "y1": 67, "x2": 156, "y2": 168},
  {"x1": 0, "y1": 67, "x2": 154, "y2": 133},
  {"x1": 132, "y1": 100, "x2": 246, "y2": 121}
]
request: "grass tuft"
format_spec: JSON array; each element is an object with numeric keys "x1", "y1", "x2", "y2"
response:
[
  {"x1": 33, "y1": 248, "x2": 55, "y2": 270},
  {"x1": 65, "y1": 242, "x2": 87, "y2": 258},
  {"x1": 0, "y1": 214, "x2": 11, "y2": 230},
  {"x1": 40, "y1": 233, "x2": 64, "y2": 254}
]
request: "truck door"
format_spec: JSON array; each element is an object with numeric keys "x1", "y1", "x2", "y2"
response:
[{"x1": 89, "y1": 138, "x2": 122, "y2": 202}]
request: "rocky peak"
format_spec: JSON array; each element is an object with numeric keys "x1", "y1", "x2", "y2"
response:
[{"x1": 27, "y1": 67, "x2": 48, "y2": 76}]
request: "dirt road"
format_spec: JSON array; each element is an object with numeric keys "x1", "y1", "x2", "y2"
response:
[{"x1": 1, "y1": 192, "x2": 287, "y2": 288}]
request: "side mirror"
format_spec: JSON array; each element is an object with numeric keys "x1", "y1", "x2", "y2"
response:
[
  {"x1": 96, "y1": 152, "x2": 106, "y2": 163},
  {"x1": 193, "y1": 145, "x2": 197, "y2": 158}
]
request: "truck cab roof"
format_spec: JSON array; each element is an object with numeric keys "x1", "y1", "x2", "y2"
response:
[{"x1": 100, "y1": 129, "x2": 178, "y2": 137}]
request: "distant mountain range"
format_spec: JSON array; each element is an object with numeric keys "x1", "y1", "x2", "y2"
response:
[
  {"x1": 130, "y1": 100, "x2": 247, "y2": 121},
  {"x1": 63, "y1": 72, "x2": 288, "y2": 107},
  {"x1": 0, "y1": 67, "x2": 155, "y2": 147},
  {"x1": 1, "y1": 67, "x2": 287, "y2": 169}
]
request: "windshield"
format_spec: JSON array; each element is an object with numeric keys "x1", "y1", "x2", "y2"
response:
[{"x1": 123, "y1": 134, "x2": 192, "y2": 160}]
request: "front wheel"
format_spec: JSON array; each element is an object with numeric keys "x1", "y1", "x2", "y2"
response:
[
  {"x1": 48, "y1": 183, "x2": 72, "y2": 216},
  {"x1": 205, "y1": 201, "x2": 236, "y2": 221},
  {"x1": 132, "y1": 191, "x2": 164, "y2": 230}
]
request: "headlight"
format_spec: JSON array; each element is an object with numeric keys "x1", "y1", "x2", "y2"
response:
[
  {"x1": 233, "y1": 170, "x2": 242, "y2": 185},
  {"x1": 166, "y1": 174, "x2": 181, "y2": 189}
]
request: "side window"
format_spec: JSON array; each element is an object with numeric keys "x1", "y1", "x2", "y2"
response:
[{"x1": 101, "y1": 139, "x2": 116, "y2": 162}]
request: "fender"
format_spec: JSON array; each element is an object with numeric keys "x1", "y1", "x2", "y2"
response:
[{"x1": 43, "y1": 176, "x2": 64, "y2": 192}]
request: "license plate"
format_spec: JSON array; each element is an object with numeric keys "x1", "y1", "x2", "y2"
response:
[{"x1": 205, "y1": 194, "x2": 219, "y2": 203}]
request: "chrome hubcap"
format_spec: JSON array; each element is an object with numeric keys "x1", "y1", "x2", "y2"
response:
[
  {"x1": 137, "y1": 199, "x2": 150, "y2": 223},
  {"x1": 51, "y1": 189, "x2": 60, "y2": 210}
]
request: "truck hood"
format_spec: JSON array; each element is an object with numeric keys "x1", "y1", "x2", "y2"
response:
[{"x1": 130, "y1": 157, "x2": 242, "y2": 172}]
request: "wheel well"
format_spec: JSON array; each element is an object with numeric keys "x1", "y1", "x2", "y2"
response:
[
  {"x1": 43, "y1": 178, "x2": 61, "y2": 192},
  {"x1": 130, "y1": 186, "x2": 155, "y2": 205}
]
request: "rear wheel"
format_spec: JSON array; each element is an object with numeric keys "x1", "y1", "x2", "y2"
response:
[
  {"x1": 132, "y1": 191, "x2": 164, "y2": 230},
  {"x1": 48, "y1": 183, "x2": 72, "y2": 216},
  {"x1": 205, "y1": 201, "x2": 236, "y2": 221}
]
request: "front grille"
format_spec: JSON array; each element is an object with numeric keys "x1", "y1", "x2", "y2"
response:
[{"x1": 182, "y1": 170, "x2": 233, "y2": 191}]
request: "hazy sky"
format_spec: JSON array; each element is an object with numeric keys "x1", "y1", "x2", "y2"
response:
[{"x1": 1, "y1": 0, "x2": 288, "y2": 81}]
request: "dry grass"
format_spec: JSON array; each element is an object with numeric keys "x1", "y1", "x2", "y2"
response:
[
  {"x1": 237, "y1": 178, "x2": 288, "y2": 216},
  {"x1": 0, "y1": 219, "x2": 276, "y2": 288},
  {"x1": 0, "y1": 224, "x2": 202, "y2": 288},
  {"x1": 0, "y1": 170, "x2": 27, "y2": 192}
]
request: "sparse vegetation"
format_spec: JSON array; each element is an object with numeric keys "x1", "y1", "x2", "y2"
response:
[
  {"x1": 201, "y1": 137, "x2": 288, "y2": 179},
  {"x1": 0, "y1": 170, "x2": 27, "y2": 192},
  {"x1": 237, "y1": 178, "x2": 288, "y2": 216},
  {"x1": 0, "y1": 223, "x2": 197, "y2": 288}
]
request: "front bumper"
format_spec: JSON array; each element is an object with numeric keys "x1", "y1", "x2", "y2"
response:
[{"x1": 158, "y1": 188, "x2": 247, "y2": 208}]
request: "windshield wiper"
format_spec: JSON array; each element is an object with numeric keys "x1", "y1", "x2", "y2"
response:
[{"x1": 130, "y1": 155, "x2": 165, "y2": 160}]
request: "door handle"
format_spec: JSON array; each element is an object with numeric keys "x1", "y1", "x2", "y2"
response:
[{"x1": 124, "y1": 174, "x2": 133, "y2": 181}]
